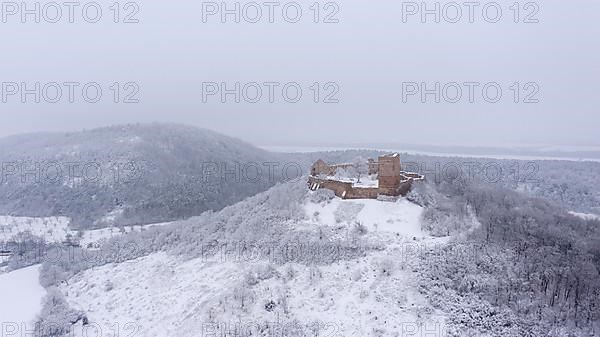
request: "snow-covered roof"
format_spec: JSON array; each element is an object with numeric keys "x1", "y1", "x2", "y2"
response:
[{"x1": 381, "y1": 152, "x2": 399, "y2": 157}]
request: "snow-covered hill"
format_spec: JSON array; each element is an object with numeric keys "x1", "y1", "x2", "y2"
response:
[
  {"x1": 0, "y1": 123, "x2": 284, "y2": 229},
  {"x1": 30, "y1": 176, "x2": 600, "y2": 337},
  {"x1": 57, "y1": 185, "x2": 450, "y2": 337}
]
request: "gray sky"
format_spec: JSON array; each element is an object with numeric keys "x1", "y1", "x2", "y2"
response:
[{"x1": 0, "y1": 0, "x2": 598, "y2": 147}]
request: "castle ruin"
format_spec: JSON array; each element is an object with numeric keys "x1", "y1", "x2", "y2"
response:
[{"x1": 307, "y1": 153, "x2": 423, "y2": 200}]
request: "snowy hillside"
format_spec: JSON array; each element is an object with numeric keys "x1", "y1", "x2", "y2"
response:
[
  {"x1": 304, "y1": 197, "x2": 424, "y2": 235},
  {"x1": 0, "y1": 123, "x2": 284, "y2": 229},
  {"x1": 0, "y1": 216, "x2": 71, "y2": 243},
  {"x1": 30, "y1": 178, "x2": 600, "y2": 337},
  {"x1": 0, "y1": 215, "x2": 174, "y2": 275},
  {"x1": 0, "y1": 215, "x2": 172, "y2": 247},
  {"x1": 56, "y1": 185, "x2": 450, "y2": 337}
]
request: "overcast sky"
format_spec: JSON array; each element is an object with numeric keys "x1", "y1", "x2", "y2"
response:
[{"x1": 1, "y1": 0, "x2": 598, "y2": 147}]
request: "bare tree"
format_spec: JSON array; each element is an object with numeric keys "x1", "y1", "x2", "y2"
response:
[{"x1": 352, "y1": 156, "x2": 369, "y2": 183}]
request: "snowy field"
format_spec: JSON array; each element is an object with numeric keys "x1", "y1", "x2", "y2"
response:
[
  {"x1": 0, "y1": 216, "x2": 71, "y2": 243},
  {"x1": 0, "y1": 265, "x2": 46, "y2": 325},
  {"x1": 0, "y1": 215, "x2": 173, "y2": 248},
  {"x1": 61, "y1": 195, "x2": 450, "y2": 337}
]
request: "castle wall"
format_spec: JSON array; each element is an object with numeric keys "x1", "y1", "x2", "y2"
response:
[
  {"x1": 308, "y1": 176, "x2": 405, "y2": 199},
  {"x1": 344, "y1": 187, "x2": 380, "y2": 199},
  {"x1": 308, "y1": 154, "x2": 422, "y2": 200},
  {"x1": 311, "y1": 160, "x2": 354, "y2": 177},
  {"x1": 308, "y1": 176, "x2": 351, "y2": 198},
  {"x1": 311, "y1": 160, "x2": 335, "y2": 176}
]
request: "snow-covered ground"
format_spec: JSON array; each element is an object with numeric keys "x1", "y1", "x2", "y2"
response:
[
  {"x1": 0, "y1": 215, "x2": 172, "y2": 248},
  {"x1": 61, "y1": 195, "x2": 449, "y2": 337},
  {"x1": 0, "y1": 216, "x2": 71, "y2": 243},
  {"x1": 78, "y1": 222, "x2": 173, "y2": 248},
  {"x1": 0, "y1": 216, "x2": 173, "y2": 276},
  {"x1": 62, "y1": 252, "x2": 243, "y2": 337},
  {"x1": 0, "y1": 264, "x2": 46, "y2": 325},
  {"x1": 304, "y1": 197, "x2": 424, "y2": 235},
  {"x1": 63, "y1": 251, "x2": 447, "y2": 337},
  {"x1": 569, "y1": 211, "x2": 600, "y2": 221},
  {"x1": 325, "y1": 175, "x2": 379, "y2": 188}
]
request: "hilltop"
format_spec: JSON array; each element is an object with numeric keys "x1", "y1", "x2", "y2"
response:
[{"x1": 0, "y1": 123, "x2": 283, "y2": 229}]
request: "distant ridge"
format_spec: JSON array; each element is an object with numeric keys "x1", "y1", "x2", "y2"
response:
[{"x1": 0, "y1": 123, "x2": 283, "y2": 229}]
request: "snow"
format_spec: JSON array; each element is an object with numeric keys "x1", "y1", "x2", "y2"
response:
[
  {"x1": 62, "y1": 252, "x2": 245, "y2": 337},
  {"x1": 569, "y1": 211, "x2": 600, "y2": 221},
  {"x1": 97, "y1": 208, "x2": 125, "y2": 225},
  {"x1": 252, "y1": 251, "x2": 448, "y2": 336},
  {"x1": 0, "y1": 265, "x2": 46, "y2": 325},
  {"x1": 0, "y1": 215, "x2": 172, "y2": 248},
  {"x1": 62, "y1": 249, "x2": 448, "y2": 337},
  {"x1": 320, "y1": 169, "x2": 380, "y2": 189},
  {"x1": 118, "y1": 136, "x2": 142, "y2": 143},
  {"x1": 78, "y1": 222, "x2": 173, "y2": 248},
  {"x1": 304, "y1": 197, "x2": 424, "y2": 236},
  {"x1": 0, "y1": 216, "x2": 71, "y2": 243},
  {"x1": 330, "y1": 176, "x2": 379, "y2": 188},
  {"x1": 59, "y1": 194, "x2": 448, "y2": 337}
]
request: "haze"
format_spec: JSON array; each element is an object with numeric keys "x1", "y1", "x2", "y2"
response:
[{"x1": 0, "y1": 0, "x2": 598, "y2": 148}]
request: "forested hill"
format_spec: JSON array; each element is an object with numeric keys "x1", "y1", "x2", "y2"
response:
[{"x1": 0, "y1": 123, "x2": 285, "y2": 229}]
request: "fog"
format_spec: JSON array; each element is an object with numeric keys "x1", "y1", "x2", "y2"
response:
[{"x1": 0, "y1": 0, "x2": 598, "y2": 147}]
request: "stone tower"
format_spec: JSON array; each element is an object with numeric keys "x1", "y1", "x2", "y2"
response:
[{"x1": 377, "y1": 153, "x2": 401, "y2": 196}]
